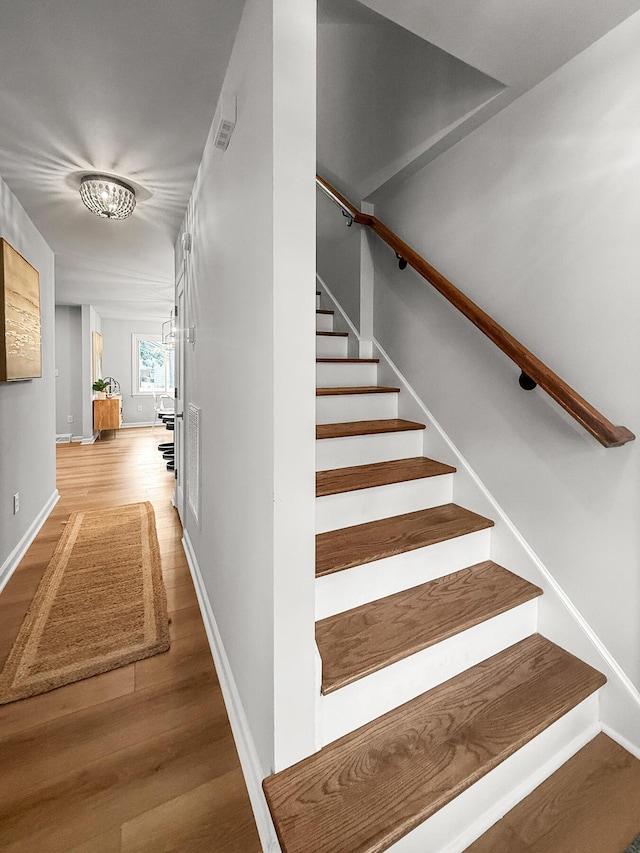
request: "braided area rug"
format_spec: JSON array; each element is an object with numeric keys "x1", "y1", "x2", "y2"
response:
[{"x1": 0, "y1": 501, "x2": 169, "y2": 704}]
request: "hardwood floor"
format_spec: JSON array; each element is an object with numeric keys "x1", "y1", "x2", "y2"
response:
[
  {"x1": 315, "y1": 503, "x2": 494, "y2": 577},
  {"x1": 465, "y1": 733, "x2": 640, "y2": 853},
  {"x1": 0, "y1": 428, "x2": 261, "y2": 852},
  {"x1": 263, "y1": 635, "x2": 606, "y2": 853}
]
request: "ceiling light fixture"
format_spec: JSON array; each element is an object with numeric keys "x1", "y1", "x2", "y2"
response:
[{"x1": 79, "y1": 174, "x2": 136, "y2": 220}]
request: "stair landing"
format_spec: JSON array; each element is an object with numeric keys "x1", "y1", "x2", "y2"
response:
[{"x1": 465, "y1": 732, "x2": 640, "y2": 853}]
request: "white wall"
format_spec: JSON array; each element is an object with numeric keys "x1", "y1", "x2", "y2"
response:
[
  {"x1": 317, "y1": 191, "x2": 361, "y2": 331},
  {"x1": 178, "y1": 0, "x2": 316, "y2": 776},
  {"x1": 81, "y1": 304, "x2": 102, "y2": 439},
  {"x1": 317, "y1": 0, "x2": 503, "y2": 200},
  {"x1": 101, "y1": 317, "x2": 163, "y2": 425},
  {"x1": 0, "y1": 176, "x2": 56, "y2": 578},
  {"x1": 54, "y1": 306, "x2": 82, "y2": 436},
  {"x1": 371, "y1": 12, "x2": 640, "y2": 685}
]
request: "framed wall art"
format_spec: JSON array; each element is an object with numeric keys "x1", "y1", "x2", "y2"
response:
[
  {"x1": 0, "y1": 238, "x2": 41, "y2": 381},
  {"x1": 92, "y1": 331, "x2": 103, "y2": 385}
]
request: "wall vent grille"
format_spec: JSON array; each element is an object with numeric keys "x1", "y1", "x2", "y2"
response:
[{"x1": 212, "y1": 93, "x2": 236, "y2": 150}]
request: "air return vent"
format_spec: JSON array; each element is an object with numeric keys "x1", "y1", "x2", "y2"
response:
[
  {"x1": 187, "y1": 404, "x2": 201, "y2": 526},
  {"x1": 212, "y1": 93, "x2": 236, "y2": 151}
]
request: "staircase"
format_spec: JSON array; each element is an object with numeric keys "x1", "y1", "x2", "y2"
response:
[{"x1": 262, "y1": 295, "x2": 640, "y2": 853}]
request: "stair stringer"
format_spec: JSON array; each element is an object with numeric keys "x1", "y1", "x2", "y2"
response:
[
  {"x1": 316, "y1": 273, "x2": 640, "y2": 754},
  {"x1": 371, "y1": 340, "x2": 640, "y2": 755}
]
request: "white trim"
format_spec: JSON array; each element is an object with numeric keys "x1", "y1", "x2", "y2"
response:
[
  {"x1": 602, "y1": 723, "x2": 640, "y2": 761},
  {"x1": 181, "y1": 531, "x2": 280, "y2": 853},
  {"x1": 316, "y1": 273, "x2": 360, "y2": 340},
  {"x1": 0, "y1": 490, "x2": 59, "y2": 595},
  {"x1": 120, "y1": 421, "x2": 156, "y2": 429},
  {"x1": 80, "y1": 433, "x2": 98, "y2": 445},
  {"x1": 131, "y1": 332, "x2": 173, "y2": 396},
  {"x1": 372, "y1": 337, "x2": 640, "y2": 715}
]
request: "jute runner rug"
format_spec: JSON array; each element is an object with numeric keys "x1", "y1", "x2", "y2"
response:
[{"x1": 0, "y1": 501, "x2": 170, "y2": 704}]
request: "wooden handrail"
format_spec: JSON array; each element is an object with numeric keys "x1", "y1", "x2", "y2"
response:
[{"x1": 316, "y1": 175, "x2": 635, "y2": 448}]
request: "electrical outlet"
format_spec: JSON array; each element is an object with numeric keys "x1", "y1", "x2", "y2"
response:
[
  {"x1": 137, "y1": 404, "x2": 143, "y2": 412},
  {"x1": 67, "y1": 415, "x2": 74, "y2": 423},
  {"x1": 13, "y1": 493, "x2": 19, "y2": 514}
]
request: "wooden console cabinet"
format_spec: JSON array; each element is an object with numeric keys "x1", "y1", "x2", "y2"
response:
[{"x1": 93, "y1": 396, "x2": 123, "y2": 432}]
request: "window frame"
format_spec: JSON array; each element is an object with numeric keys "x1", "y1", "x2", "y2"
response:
[{"x1": 131, "y1": 333, "x2": 174, "y2": 397}]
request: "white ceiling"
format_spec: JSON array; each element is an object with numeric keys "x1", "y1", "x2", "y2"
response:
[
  {"x1": 4, "y1": 0, "x2": 640, "y2": 322},
  {"x1": 0, "y1": 0, "x2": 245, "y2": 320}
]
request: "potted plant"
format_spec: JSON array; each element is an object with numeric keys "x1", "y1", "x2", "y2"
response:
[{"x1": 92, "y1": 379, "x2": 108, "y2": 399}]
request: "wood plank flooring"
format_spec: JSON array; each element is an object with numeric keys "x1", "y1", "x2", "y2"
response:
[
  {"x1": 316, "y1": 503, "x2": 494, "y2": 577},
  {"x1": 316, "y1": 562, "x2": 543, "y2": 693},
  {"x1": 315, "y1": 386, "x2": 399, "y2": 396},
  {"x1": 316, "y1": 419, "x2": 425, "y2": 440},
  {"x1": 263, "y1": 635, "x2": 606, "y2": 853},
  {"x1": 0, "y1": 428, "x2": 260, "y2": 853},
  {"x1": 316, "y1": 457, "x2": 456, "y2": 497},
  {"x1": 465, "y1": 733, "x2": 640, "y2": 853}
]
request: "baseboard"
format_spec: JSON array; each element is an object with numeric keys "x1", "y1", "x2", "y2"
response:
[
  {"x1": 602, "y1": 723, "x2": 640, "y2": 761},
  {"x1": 0, "y1": 489, "x2": 60, "y2": 595},
  {"x1": 316, "y1": 273, "x2": 360, "y2": 340},
  {"x1": 181, "y1": 530, "x2": 280, "y2": 853},
  {"x1": 121, "y1": 422, "x2": 155, "y2": 429},
  {"x1": 80, "y1": 432, "x2": 98, "y2": 445}
]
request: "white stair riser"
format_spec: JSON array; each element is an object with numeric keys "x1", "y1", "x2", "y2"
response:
[
  {"x1": 316, "y1": 293, "x2": 321, "y2": 309},
  {"x1": 316, "y1": 474, "x2": 454, "y2": 534},
  {"x1": 316, "y1": 392, "x2": 398, "y2": 424},
  {"x1": 316, "y1": 335, "x2": 349, "y2": 358},
  {"x1": 320, "y1": 599, "x2": 538, "y2": 745},
  {"x1": 316, "y1": 528, "x2": 492, "y2": 619},
  {"x1": 388, "y1": 693, "x2": 602, "y2": 853},
  {"x1": 316, "y1": 362, "x2": 378, "y2": 387},
  {"x1": 316, "y1": 430, "x2": 424, "y2": 471},
  {"x1": 316, "y1": 313, "x2": 334, "y2": 332}
]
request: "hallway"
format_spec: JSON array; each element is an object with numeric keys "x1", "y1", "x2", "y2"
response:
[{"x1": 0, "y1": 429, "x2": 260, "y2": 852}]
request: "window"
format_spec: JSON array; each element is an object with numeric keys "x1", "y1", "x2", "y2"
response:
[{"x1": 132, "y1": 334, "x2": 175, "y2": 395}]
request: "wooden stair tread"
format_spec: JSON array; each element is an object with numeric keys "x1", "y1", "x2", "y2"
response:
[
  {"x1": 316, "y1": 561, "x2": 542, "y2": 693},
  {"x1": 316, "y1": 456, "x2": 455, "y2": 497},
  {"x1": 263, "y1": 635, "x2": 606, "y2": 853},
  {"x1": 316, "y1": 309, "x2": 334, "y2": 315},
  {"x1": 316, "y1": 503, "x2": 494, "y2": 577},
  {"x1": 316, "y1": 357, "x2": 379, "y2": 363},
  {"x1": 465, "y1": 733, "x2": 640, "y2": 853},
  {"x1": 316, "y1": 330, "x2": 348, "y2": 337},
  {"x1": 316, "y1": 419, "x2": 425, "y2": 440},
  {"x1": 316, "y1": 386, "x2": 400, "y2": 396}
]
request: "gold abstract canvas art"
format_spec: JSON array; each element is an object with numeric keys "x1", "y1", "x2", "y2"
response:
[
  {"x1": 0, "y1": 238, "x2": 41, "y2": 381},
  {"x1": 92, "y1": 331, "x2": 103, "y2": 385}
]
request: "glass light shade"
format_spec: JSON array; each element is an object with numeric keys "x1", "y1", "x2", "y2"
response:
[{"x1": 79, "y1": 175, "x2": 136, "y2": 220}]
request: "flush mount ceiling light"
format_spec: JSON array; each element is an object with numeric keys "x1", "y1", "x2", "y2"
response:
[{"x1": 79, "y1": 174, "x2": 136, "y2": 220}]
